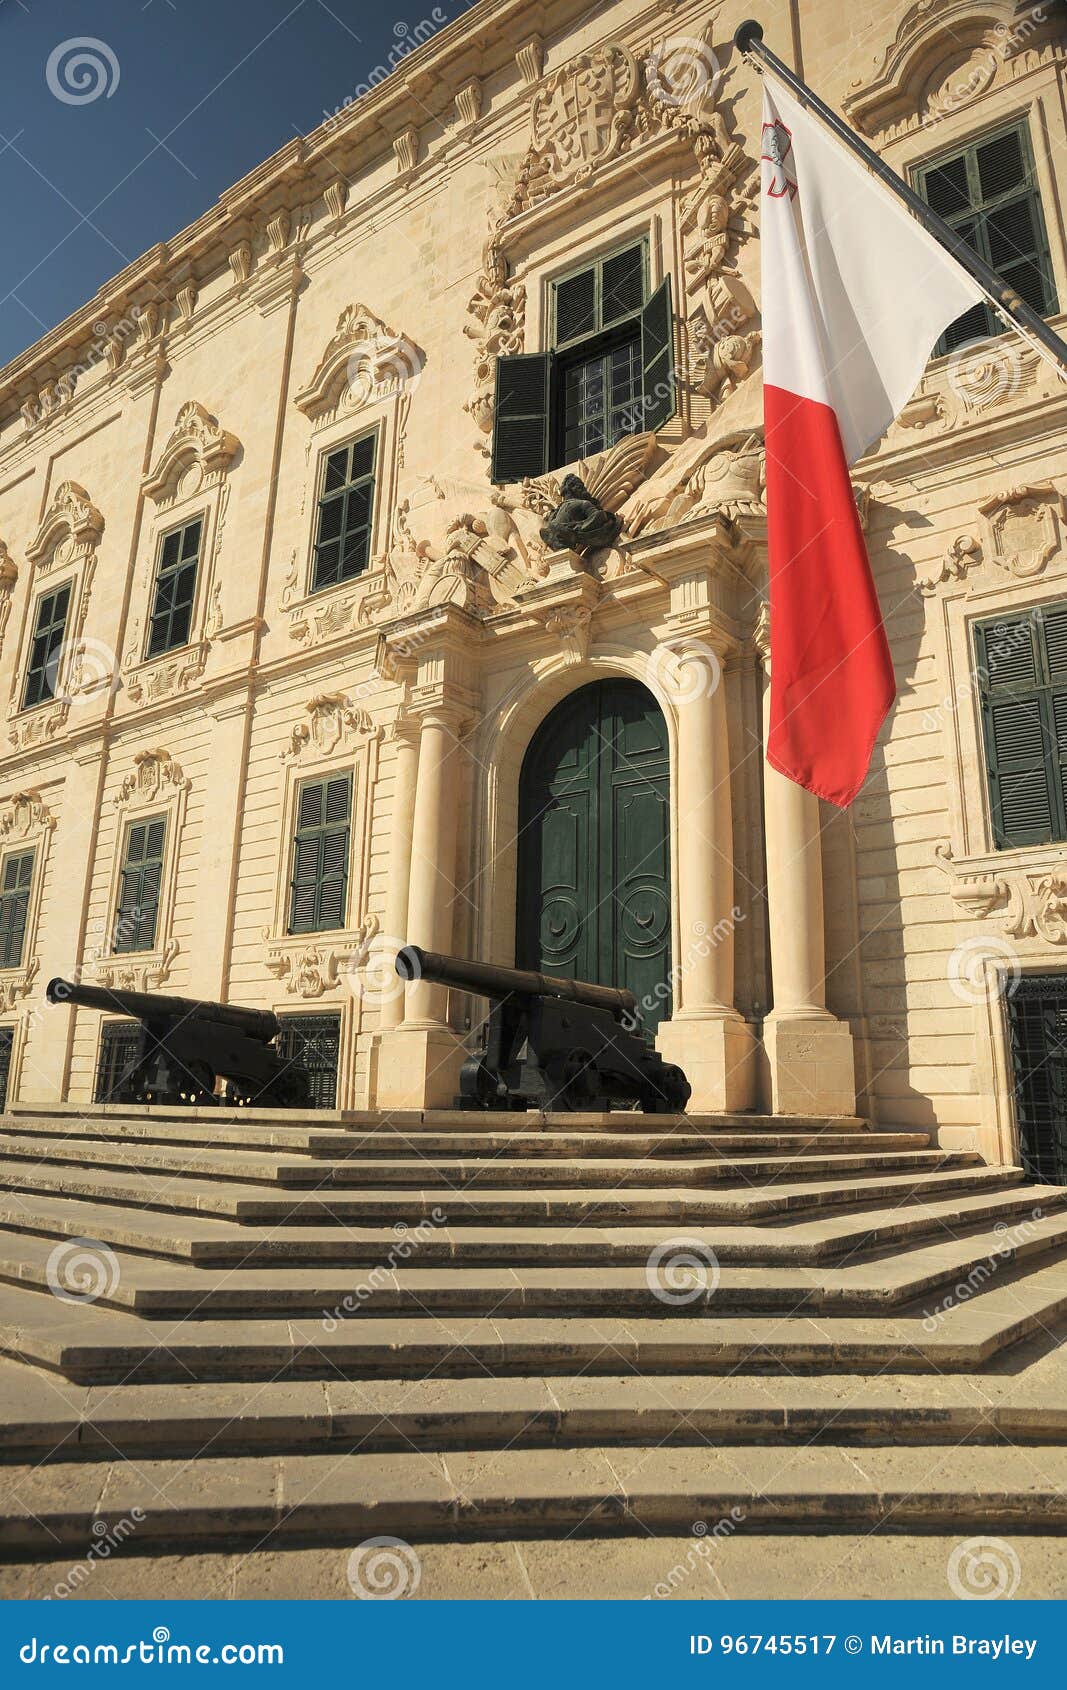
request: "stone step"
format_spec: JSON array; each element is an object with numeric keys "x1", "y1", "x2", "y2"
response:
[
  {"x1": 3, "y1": 1441, "x2": 1067, "y2": 1553},
  {"x1": 0, "y1": 1132, "x2": 974, "y2": 1189},
  {"x1": 4, "y1": 1250, "x2": 1067, "y2": 1381},
  {"x1": 4, "y1": 1312, "x2": 1067, "y2": 1463},
  {"x1": 0, "y1": 1156, "x2": 1019, "y2": 1225},
  {"x1": 0, "y1": 1114, "x2": 930, "y2": 1161},
  {"x1": 4, "y1": 1212, "x2": 1066, "y2": 1318}
]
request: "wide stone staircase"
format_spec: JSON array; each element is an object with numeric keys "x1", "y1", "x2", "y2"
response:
[{"x1": 0, "y1": 1102, "x2": 1066, "y2": 1574}]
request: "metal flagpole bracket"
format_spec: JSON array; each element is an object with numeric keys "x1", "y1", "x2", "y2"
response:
[{"x1": 733, "y1": 18, "x2": 1067, "y2": 380}]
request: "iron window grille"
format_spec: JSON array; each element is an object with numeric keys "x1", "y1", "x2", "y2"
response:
[
  {"x1": 275, "y1": 1013, "x2": 341, "y2": 1109},
  {"x1": 311, "y1": 432, "x2": 377, "y2": 592},
  {"x1": 288, "y1": 774, "x2": 352, "y2": 934},
  {"x1": 914, "y1": 120, "x2": 1057, "y2": 353},
  {"x1": 0, "y1": 1028, "x2": 14, "y2": 1113},
  {"x1": 146, "y1": 516, "x2": 203, "y2": 658},
  {"x1": 95, "y1": 1021, "x2": 144, "y2": 1104},
  {"x1": 974, "y1": 602, "x2": 1067, "y2": 849},
  {"x1": 0, "y1": 851, "x2": 32, "y2": 971},
  {"x1": 22, "y1": 582, "x2": 71, "y2": 710},
  {"x1": 113, "y1": 816, "x2": 166, "y2": 953},
  {"x1": 1007, "y1": 973, "x2": 1067, "y2": 1185}
]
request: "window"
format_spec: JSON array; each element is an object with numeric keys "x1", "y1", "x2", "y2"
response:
[
  {"x1": 975, "y1": 603, "x2": 1067, "y2": 848},
  {"x1": 311, "y1": 433, "x2": 377, "y2": 592},
  {"x1": 0, "y1": 851, "x2": 33, "y2": 970},
  {"x1": 491, "y1": 239, "x2": 675, "y2": 483},
  {"x1": 146, "y1": 517, "x2": 202, "y2": 658},
  {"x1": 288, "y1": 774, "x2": 352, "y2": 934},
  {"x1": 113, "y1": 816, "x2": 166, "y2": 953},
  {"x1": 22, "y1": 582, "x2": 71, "y2": 710},
  {"x1": 276, "y1": 1013, "x2": 341, "y2": 1109},
  {"x1": 95, "y1": 1021, "x2": 144, "y2": 1104},
  {"x1": 915, "y1": 122, "x2": 1057, "y2": 352},
  {"x1": 0, "y1": 1027, "x2": 13, "y2": 1112}
]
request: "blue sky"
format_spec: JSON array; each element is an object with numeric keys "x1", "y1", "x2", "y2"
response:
[{"x1": 0, "y1": 0, "x2": 472, "y2": 369}]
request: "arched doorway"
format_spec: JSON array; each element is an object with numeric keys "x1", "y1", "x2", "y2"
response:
[{"x1": 516, "y1": 677, "x2": 672, "y2": 1030}]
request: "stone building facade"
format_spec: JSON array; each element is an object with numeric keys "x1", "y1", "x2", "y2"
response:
[{"x1": 0, "y1": 0, "x2": 1063, "y2": 1168}]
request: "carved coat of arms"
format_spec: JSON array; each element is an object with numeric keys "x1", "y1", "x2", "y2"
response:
[{"x1": 526, "y1": 45, "x2": 639, "y2": 194}]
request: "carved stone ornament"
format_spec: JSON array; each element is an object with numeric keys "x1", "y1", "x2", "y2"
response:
[
  {"x1": 281, "y1": 694, "x2": 376, "y2": 762},
  {"x1": 979, "y1": 485, "x2": 1063, "y2": 580},
  {"x1": 266, "y1": 914, "x2": 379, "y2": 998},
  {"x1": 294, "y1": 304, "x2": 423, "y2": 422},
  {"x1": 142, "y1": 402, "x2": 240, "y2": 504},
  {"x1": 918, "y1": 533, "x2": 981, "y2": 595},
  {"x1": 537, "y1": 476, "x2": 622, "y2": 555},
  {"x1": 0, "y1": 544, "x2": 18, "y2": 659},
  {"x1": 25, "y1": 481, "x2": 104, "y2": 570},
  {"x1": 93, "y1": 938, "x2": 181, "y2": 994},
  {"x1": 0, "y1": 790, "x2": 55, "y2": 843},
  {"x1": 113, "y1": 749, "x2": 190, "y2": 809},
  {"x1": 0, "y1": 790, "x2": 55, "y2": 1006},
  {"x1": 508, "y1": 43, "x2": 640, "y2": 211}
]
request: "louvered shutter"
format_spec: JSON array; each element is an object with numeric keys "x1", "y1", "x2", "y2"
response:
[
  {"x1": 288, "y1": 775, "x2": 352, "y2": 933},
  {"x1": 491, "y1": 353, "x2": 552, "y2": 484},
  {"x1": 554, "y1": 267, "x2": 596, "y2": 345},
  {"x1": 1042, "y1": 606, "x2": 1067, "y2": 836},
  {"x1": 640, "y1": 276, "x2": 676, "y2": 433},
  {"x1": 977, "y1": 613, "x2": 1065, "y2": 847},
  {"x1": 602, "y1": 244, "x2": 645, "y2": 327}
]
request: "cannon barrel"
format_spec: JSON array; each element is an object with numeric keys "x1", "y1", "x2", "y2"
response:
[
  {"x1": 395, "y1": 945, "x2": 638, "y2": 1017},
  {"x1": 46, "y1": 977, "x2": 280, "y2": 1043}
]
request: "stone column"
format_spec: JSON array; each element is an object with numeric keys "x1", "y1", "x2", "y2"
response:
[
  {"x1": 758, "y1": 619, "x2": 856, "y2": 1116},
  {"x1": 375, "y1": 713, "x2": 419, "y2": 1035},
  {"x1": 655, "y1": 636, "x2": 757, "y2": 1112}
]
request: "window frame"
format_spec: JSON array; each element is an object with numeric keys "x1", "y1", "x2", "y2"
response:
[
  {"x1": 144, "y1": 515, "x2": 205, "y2": 661},
  {"x1": 309, "y1": 429, "x2": 378, "y2": 596},
  {"x1": 287, "y1": 771, "x2": 354, "y2": 935},
  {"x1": 0, "y1": 849, "x2": 35, "y2": 971},
  {"x1": 550, "y1": 238, "x2": 650, "y2": 465},
  {"x1": 974, "y1": 602, "x2": 1067, "y2": 850},
  {"x1": 913, "y1": 117, "x2": 1058, "y2": 354},
  {"x1": 112, "y1": 813, "x2": 168, "y2": 955},
  {"x1": 21, "y1": 580, "x2": 72, "y2": 711}
]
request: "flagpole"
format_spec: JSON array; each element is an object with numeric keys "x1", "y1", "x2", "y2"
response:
[{"x1": 734, "y1": 19, "x2": 1067, "y2": 380}]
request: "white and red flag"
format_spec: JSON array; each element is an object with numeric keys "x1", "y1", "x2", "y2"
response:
[{"x1": 760, "y1": 78, "x2": 984, "y2": 805}]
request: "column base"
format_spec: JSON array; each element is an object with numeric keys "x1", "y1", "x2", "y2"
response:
[
  {"x1": 370, "y1": 1026, "x2": 468, "y2": 1111},
  {"x1": 762, "y1": 1014, "x2": 856, "y2": 1117},
  {"x1": 656, "y1": 1013, "x2": 757, "y2": 1113}
]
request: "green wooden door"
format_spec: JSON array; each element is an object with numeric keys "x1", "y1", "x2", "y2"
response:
[{"x1": 516, "y1": 679, "x2": 672, "y2": 1029}]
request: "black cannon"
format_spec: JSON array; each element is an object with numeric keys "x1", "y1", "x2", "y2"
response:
[
  {"x1": 45, "y1": 978, "x2": 310, "y2": 1108},
  {"x1": 395, "y1": 946, "x2": 691, "y2": 1113}
]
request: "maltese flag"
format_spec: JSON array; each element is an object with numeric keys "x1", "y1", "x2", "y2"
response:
[{"x1": 761, "y1": 77, "x2": 985, "y2": 805}]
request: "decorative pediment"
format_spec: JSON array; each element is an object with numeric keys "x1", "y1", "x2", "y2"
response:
[
  {"x1": 142, "y1": 402, "x2": 239, "y2": 504},
  {"x1": 281, "y1": 694, "x2": 377, "y2": 762},
  {"x1": 293, "y1": 305, "x2": 423, "y2": 421},
  {"x1": 113, "y1": 749, "x2": 189, "y2": 809},
  {"x1": 979, "y1": 484, "x2": 1063, "y2": 580},
  {"x1": 25, "y1": 481, "x2": 103, "y2": 569},
  {"x1": 843, "y1": 2, "x2": 1056, "y2": 138},
  {"x1": 0, "y1": 790, "x2": 55, "y2": 842}
]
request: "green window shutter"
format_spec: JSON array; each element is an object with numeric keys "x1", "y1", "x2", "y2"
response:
[
  {"x1": 916, "y1": 121, "x2": 1057, "y2": 353},
  {"x1": 146, "y1": 517, "x2": 202, "y2": 658},
  {"x1": 554, "y1": 267, "x2": 597, "y2": 346},
  {"x1": 288, "y1": 774, "x2": 352, "y2": 934},
  {"x1": 22, "y1": 583, "x2": 71, "y2": 710},
  {"x1": 491, "y1": 353, "x2": 552, "y2": 484},
  {"x1": 113, "y1": 816, "x2": 166, "y2": 954},
  {"x1": 640, "y1": 276, "x2": 676, "y2": 433},
  {"x1": 976, "y1": 609, "x2": 1067, "y2": 848},
  {"x1": 0, "y1": 850, "x2": 34, "y2": 970},
  {"x1": 312, "y1": 433, "x2": 377, "y2": 593}
]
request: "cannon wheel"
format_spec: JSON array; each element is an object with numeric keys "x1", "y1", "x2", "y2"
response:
[
  {"x1": 180, "y1": 1059, "x2": 218, "y2": 1106},
  {"x1": 545, "y1": 1047, "x2": 596, "y2": 1111}
]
